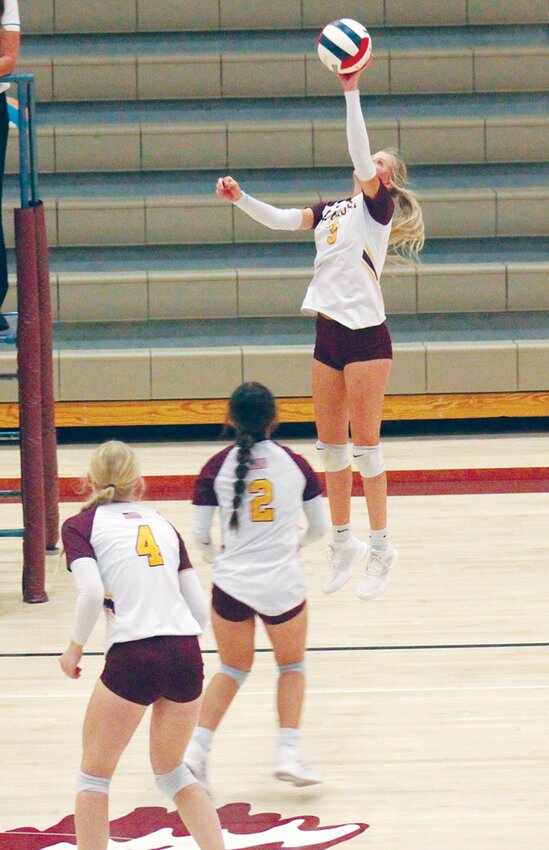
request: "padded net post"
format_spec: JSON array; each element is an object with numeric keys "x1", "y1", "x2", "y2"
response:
[{"x1": 15, "y1": 206, "x2": 48, "y2": 603}]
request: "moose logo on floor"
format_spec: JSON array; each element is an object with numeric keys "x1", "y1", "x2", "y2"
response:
[{"x1": 1, "y1": 803, "x2": 369, "y2": 849}]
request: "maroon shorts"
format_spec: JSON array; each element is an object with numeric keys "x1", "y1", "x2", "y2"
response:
[
  {"x1": 314, "y1": 315, "x2": 393, "y2": 371},
  {"x1": 101, "y1": 634, "x2": 203, "y2": 706},
  {"x1": 212, "y1": 584, "x2": 306, "y2": 625}
]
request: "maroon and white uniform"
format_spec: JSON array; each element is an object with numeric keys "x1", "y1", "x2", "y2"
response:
[
  {"x1": 192, "y1": 440, "x2": 324, "y2": 617},
  {"x1": 62, "y1": 502, "x2": 202, "y2": 654},
  {"x1": 301, "y1": 183, "x2": 395, "y2": 330}
]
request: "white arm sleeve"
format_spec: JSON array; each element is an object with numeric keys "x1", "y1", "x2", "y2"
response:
[
  {"x1": 192, "y1": 504, "x2": 219, "y2": 563},
  {"x1": 234, "y1": 192, "x2": 303, "y2": 230},
  {"x1": 298, "y1": 495, "x2": 328, "y2": 547},
  {"x1": 178, "y1": 569, "x2": 209, "y2": 631},
  {"x1": 344, "y1": 90, "x2": 376, "y2": 182},
  {"x1": 70, "y1": 558, "x2": 105, "y2": 646}
]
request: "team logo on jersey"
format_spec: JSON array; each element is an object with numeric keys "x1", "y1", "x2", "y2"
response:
[{"x1": 1, "y1": 803, "x2": 368, "y2": 849}]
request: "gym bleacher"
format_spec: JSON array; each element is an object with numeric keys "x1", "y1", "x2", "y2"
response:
[{"x1": 1, "y1": 0, "x2": 548, "y2": 425}]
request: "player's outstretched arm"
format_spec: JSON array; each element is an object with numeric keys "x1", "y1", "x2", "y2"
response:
[{"x1": 216, "y1": 175, "x2": 313, "y2": 230}]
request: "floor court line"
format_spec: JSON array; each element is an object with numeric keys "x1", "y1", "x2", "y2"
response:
[{"x1": 2, "y1": 684, "x2": 549, "y2": 700}]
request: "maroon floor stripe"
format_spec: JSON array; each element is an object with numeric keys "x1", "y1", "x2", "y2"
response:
[{"x1": 1, "y1": 468, "x2": 547, "y2": 502}]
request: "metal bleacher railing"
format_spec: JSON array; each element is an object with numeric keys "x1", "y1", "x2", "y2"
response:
[{"x1": 0, "y1": 73, "x2": 59, "y2": 603}]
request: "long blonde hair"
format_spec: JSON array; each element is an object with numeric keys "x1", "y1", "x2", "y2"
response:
[
  {"x1": 81, "y1": 440, "x2": 144, "y2": 512},
  {"x1": 384, "y1": 147, "x2": 424, "y2": 262}
]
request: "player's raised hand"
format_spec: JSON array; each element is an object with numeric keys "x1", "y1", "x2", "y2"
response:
[{"x1": 216, "y1": 175, "x2": 243, "y2": 203}]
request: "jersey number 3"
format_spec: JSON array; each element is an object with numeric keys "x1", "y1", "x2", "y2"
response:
[
  {"x1": 136, "y1": 524, "x2": 164, "y2": 567},
  {"x1": 249, "y1": 478, "x2": 274, "y2": 523}
]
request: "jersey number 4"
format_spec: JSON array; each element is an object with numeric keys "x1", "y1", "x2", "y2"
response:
[
  {"x1": 249, "y1": 478, "x2": 274, "y2": 522},
  {"x1": 135, "y1": 524, "x2": 164, "y2": 567}
]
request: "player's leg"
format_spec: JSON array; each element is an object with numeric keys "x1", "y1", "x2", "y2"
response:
[
  {"x1": 313, "y1": 356, "x2": 369, "y2": 593},
  {"x1": 184, "y1": 595, "x2": 255, "y2": 792},
  {"x1": 151, "y1": 697, "x2": 224, "y2": 850},
  {"x1": 263, "y1": 603, "x2": 321, "y2": 786},
  {"x1": 345, "y1": 357, "x2": 398, "y2": 598},
  {"x1": 76, "y1": 679, "x2": 147, "y2": 850}
]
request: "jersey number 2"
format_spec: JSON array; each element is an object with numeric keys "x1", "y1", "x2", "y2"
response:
[
  {"x1": 136, "y1": 525, "x2": 164, "y2": 567},
  {"x1": 249, "y1": 478, "x2": 274, "y2": 522}
]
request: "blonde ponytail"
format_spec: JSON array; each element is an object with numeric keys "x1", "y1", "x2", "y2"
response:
[
  {"x1": 384, "y1": 148, "x2": 425, "y2": 262},
  {"x1": 81, "y1": 440, "x2": 144, "y2": 512}
]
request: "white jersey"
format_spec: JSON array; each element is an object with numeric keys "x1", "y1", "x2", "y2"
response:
[
  {"x1": 62, "y1": 502, "x2": 201, "y2": 653},
  {"x1": 192, "y1": 440, "x2": 322, "y2": 616},
  {"x1": 301, "y1": 183, "x2": 394, "y2": 330},
  {"x1": 0, "y1": 0, "x2": 20, "y2": 95}
]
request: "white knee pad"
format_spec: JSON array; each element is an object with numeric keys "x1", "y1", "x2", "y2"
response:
[
  {"x1": 353, "y1": 444, "x2": 385, "y2": 478},
  {"x1": 315, "y1": 440, "x2": 351, "y2": 472},
  {"x1": 155, "y1": 762, "x2": 196, "y2": 799},
  {"x1": 219, "y1": 663, "x2": 249, "y2": 687},
  {"x1": 278, "y1": 660, "x2": 306, "y2": 675},
  {"x1": 76, "y1": 770, "x2": 111, "y2": 795}
]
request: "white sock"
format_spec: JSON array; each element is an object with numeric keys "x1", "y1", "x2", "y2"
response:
[
  {"x1": 370, "y1": 528, "x2": 389, "y2": 552},
  {"x1": 279, "y1": 727, "x2": 299, "y2": 749},
  {"x1": 332, "y1": 523, "x2": 352, "y2": 544},
  {"x1": 193, "y1": 726, "x2": 214, "y2": 752}
]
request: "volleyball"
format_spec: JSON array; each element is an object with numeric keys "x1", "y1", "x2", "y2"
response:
[{"x1": 317, "y1": 19, "x2": 372, "y2": 74}]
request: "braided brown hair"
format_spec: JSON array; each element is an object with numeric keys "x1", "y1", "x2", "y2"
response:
[{"x1": 228, "y1": 382, "x2": 277, "y2": 530}]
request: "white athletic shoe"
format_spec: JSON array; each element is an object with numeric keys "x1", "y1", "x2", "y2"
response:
[
  {"x1": 356, "y1": 543, "x2": 398, "y2": 600},
  {"x1": 184, "y1": 738, "x2": 212, "y2": 796},
  {"x1": 323, "y1": 536, "x2": 368, "y2": 594},
  {"x1": 274, "y1": 748, "x2": 322, "y2": 787}
]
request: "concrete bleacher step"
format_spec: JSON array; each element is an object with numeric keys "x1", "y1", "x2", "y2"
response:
[
  {"x1": 23, "y1": 1, "x2": 549, "y2": 34},
  {"x1": 4, "y1": 238, "x2": 548, "y2": 323},
  {"x1": 8, "y1": 93, "x2": 548, "y2": 175},
  {"x1": 4, "y1": 166, "x2": 548, "y2": 249},
  {"x1": 19, "y1": 24, "x2": 549, "y2": 101},
  {"x1": 3, "y1": 312, "x2": 548, "y2": 404}
]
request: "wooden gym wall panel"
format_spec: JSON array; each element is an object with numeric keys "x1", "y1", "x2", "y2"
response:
[
  {"x1": 419, "y1": 191, "x2": 496, "y2": 239},
  {"x1": 151, "y1": 348, "x2": 242, "y2": 399},
  {"x1": 425, "y1": 342, "x2": 518, "y2": 393},
  {"x1": 17, "y1": 58, "x2": 54, "y2": 101},
  {"x1": 222, "y1": 55, "x2": 307, "y2": 98}
]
